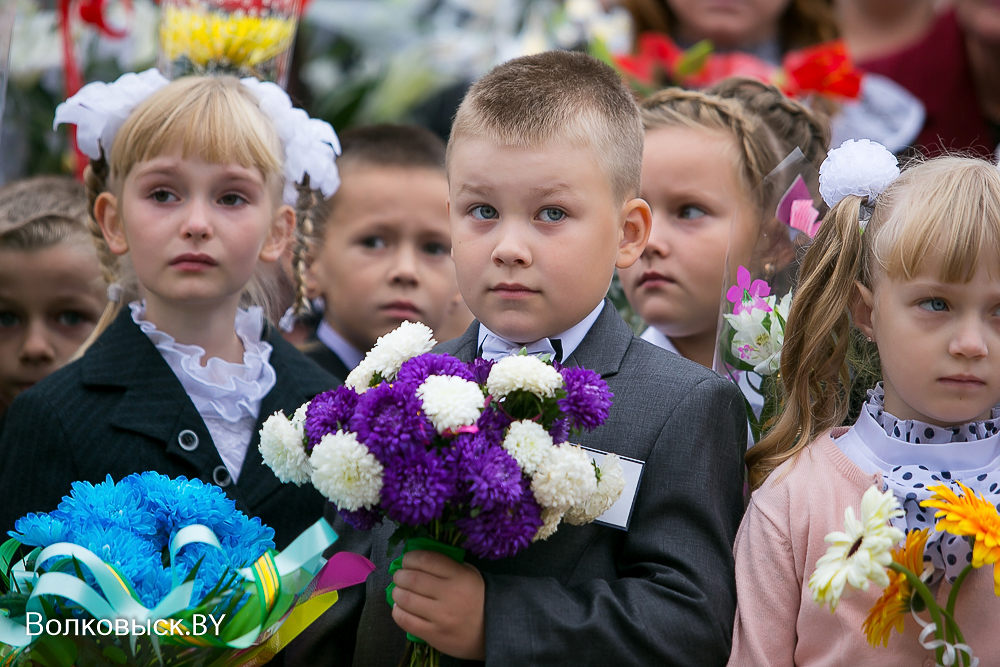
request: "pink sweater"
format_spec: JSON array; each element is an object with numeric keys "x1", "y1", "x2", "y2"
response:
[{"x1": 728, "y1": 432, "x2": 1000, "y2": 667}]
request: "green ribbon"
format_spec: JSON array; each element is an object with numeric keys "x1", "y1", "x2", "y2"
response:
[
  {"x1": 0, "y1": 518, "x2": 337, "y2": 654},
  {"x1": 384, "y1": 537, "x2": 466, "y2": 644}
]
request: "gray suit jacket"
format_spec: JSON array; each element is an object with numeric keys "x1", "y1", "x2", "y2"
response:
[{"x1": 286, "y1": 300, "x2": 747, "y2": 666}]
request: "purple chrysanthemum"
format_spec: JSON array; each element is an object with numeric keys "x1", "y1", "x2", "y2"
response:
[
  {"x1": 339, "y1": 506, "x2": 383, "y2": 531},
  {"x1": 457, "y1": 479, "x2": 543, "y2": 560},
  {"x1": 305, "y1": 386, "x2": 360, "y2": 448},
  {"x1": 468, "y1": 358, "x2": 495, "y2": 385},
  {"x1": 476, "y1": 405, "x2": 512, "y2": 441},
  {"x1": 381, "y1": 450, "x2": 456, "y2": 525},
  {"x1": 397, "y1": 354, "x2": 474, "y2": 387},
  {"x1": 460, "y1": 444, "x2": 524, "y2": 511},
  {"x1": 349, "y1": 382, "x2": 434, "y2": 462},
  {"x1": 558, "y1": 367, "x2": 613, "y2": 431},
  {"x1": 548, "y1": 418, "x2": 570, "y2": 444}
]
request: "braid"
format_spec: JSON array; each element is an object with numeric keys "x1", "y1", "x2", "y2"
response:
[{"x1": 292, "y1": 176, "x2": 317, "y2": 318}]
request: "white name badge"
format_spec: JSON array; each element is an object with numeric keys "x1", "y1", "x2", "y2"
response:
[{"x1": 579, "y1": 446, "x2": 645, "y2": 531}]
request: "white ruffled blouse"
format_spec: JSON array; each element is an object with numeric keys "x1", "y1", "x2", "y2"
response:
[{"x1": 129, "y1": 302, "x2": 276, "y2": 481}]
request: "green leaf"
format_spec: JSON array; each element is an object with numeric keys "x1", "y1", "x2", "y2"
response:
[
  {"x1": 102, "y1": 645, "x2": 128, "y2": 664},
  {"x1": 674, "y1": 40, "x2": 713, "y2": 77},
  {"x1": 387, "y1": 524, "x2": 417, "y2": 559},
  {"x1": 27, "y1": 634, "x2": 78, "y2": 667}
]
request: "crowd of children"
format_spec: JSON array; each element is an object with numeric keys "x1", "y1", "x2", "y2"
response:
[{"x1": 2, "y1": 7, "x2": 1000, "y2": 663}]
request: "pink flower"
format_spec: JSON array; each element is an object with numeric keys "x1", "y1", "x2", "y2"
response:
[{"x1": 726, "y1": 266, "x2": 772, "y2": 314}]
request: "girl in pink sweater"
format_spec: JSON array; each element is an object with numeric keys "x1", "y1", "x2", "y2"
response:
[{"x1": 729, "y1": 143, "x2": 1000, "y2": 667}]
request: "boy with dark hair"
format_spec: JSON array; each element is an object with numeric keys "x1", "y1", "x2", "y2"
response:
[
  {"x1": 294, "y1": 51, "x2": 747, "y2": 666},
  {"x1": 305, "y1": 124, "x2": 468, "y2": 381}
]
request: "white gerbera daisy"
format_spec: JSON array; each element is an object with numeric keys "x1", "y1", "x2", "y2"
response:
[
  {"x1": 809, "y1": 485, "x2": 905, "y2": 611},
  {"x1": 533, "y1": 507, "x2": 564, "y2": 542},
  {"x1": 259, "y1": 410, "x2": 312, "y2": 485},
  {"x1": 486, "y1": 355, "x2": 564, "y2": 399},
  {"x1": 502, "y1": 420, "x2": 554, "y2": 475},
  {"x1": 417, "y1": 375, "x2": 484, "y2": 434},
  {"x1": 531, "y1": 443, "x2": 598, "y2": 510},
  {"x1": 564, "y1": 453, "x2": 625, "y2": 525},
  {"x1": 310, "y1": 430, "x2": 384, "y2": 511},
  {"x1": 366, "y1": 321, "x2": 436, "y2": 380}
]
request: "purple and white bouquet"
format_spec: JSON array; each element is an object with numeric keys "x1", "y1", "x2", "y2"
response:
[{"x1": 259, "y1": 321, "x2": 624, "y2": 560}]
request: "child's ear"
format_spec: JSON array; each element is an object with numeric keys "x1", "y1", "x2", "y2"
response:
[
  {"x1": 850, "y1": 281, "x2": 876, "y2": 341},
  {"x1": 615, "y1": 197, "x2": 652, "y2": 270},
  {"x1": 94, "y1": 192, "x2": 129, "y2": 255},
  {"x1": 260, "y1": 204, "x2": 296, "y2": 263}
]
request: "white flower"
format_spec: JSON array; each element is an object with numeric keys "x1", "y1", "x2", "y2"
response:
[
  {"x1": 564, "y1": 453, "x2": 626, "y2": 525},
  {"x1": 533, "y1": 507, "x2": 564, "y2": 542},
  {"x1": 531, "y1": 444, "x2": 598, "y2": 510},
  {"x1": 417, "y1": 375, "x2": 484, "y2": 434},
  {"x1": 259, "y1": 410, "x2": 312, "y2": 486},
  {"x1": 819, "y1": 139, "x2": 900, "y2": 208},
  {"x1": 310, "y1": 430, "x2": 383, "y2": 511},
  {"x1": 725, "y1": 292, "x2": 792, "y2": 376},
  {"x1": 365, "y1": 321, "x2": 436, "y2": 381},
  {"x1": 808, "y1": 486, "x2": 905, "y2": 611},
  {"x1": 291, "y1": 401, "x2": 310, "y2": 431},
  {"x1": 502, "y1": 420, "x2": 554, "y2": 475},
  {"x1": 486, "y1": 355, "x2": 564, "y2": 399},
  {"x1": 345, "y1": 358, "x2": 376, "y2": 393}
]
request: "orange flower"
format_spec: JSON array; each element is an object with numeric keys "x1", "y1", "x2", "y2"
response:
[
  {"x1": 862, "y1": 528, "x2": 930, "y2": 647},
  {"x1": 922, "y1": 482, "x2": 1000, "y2": 595}
]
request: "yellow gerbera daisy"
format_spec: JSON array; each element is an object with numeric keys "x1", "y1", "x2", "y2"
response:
[
  {"x1": 922, "y1": 482, "x2": 1000, "y2": 595},
  {"x1": 862, "y1": 528, "x2": 931, "y2": 647}
]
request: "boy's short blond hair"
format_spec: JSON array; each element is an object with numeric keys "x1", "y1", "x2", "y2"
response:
[
  {"x1": 447, "y1": 50, "x2": 643, "y2": 204},
  {"x1": 0, "y1": 176, "x2": 89, "y2": 251}
]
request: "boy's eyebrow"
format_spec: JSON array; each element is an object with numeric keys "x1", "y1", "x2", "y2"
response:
[{"x1": 454, "y1": 183, "x2": 495, "y2": 198}]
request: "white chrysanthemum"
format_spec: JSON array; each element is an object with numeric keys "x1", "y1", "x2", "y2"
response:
[
  {"x1": 259, "y1": 410, "x2": 312, "y2": 486},
  {"x1": 365, "y1": 321, "x2": 436, "y2": 381},
  {"x1": 417, "y1": 375, "x2": 484, "y2": 434},
  {"x1": 502, "y1": 420, "x2": 554, "y2": 475},
  {"x1": 808, "y1": 486, "x2": 905, "y2": 611},
  {"x1": 819, "y1": 139, "x2": 900, "y2": 208},
  {"x1": 310, "y1": 430, "x2": 384, "y2": 511},
  {"x1": 290, "y1": 401, "x2": 310, "y2": 431},
  {"x1": 345, "y1": 358, "x2": 376, "y2": 393},
  {"x1": 564, "y1": 453, "x2": 626, "y2": 525},
  {"x1": 531, "y1": 444, "x2": 598, "y2": 510},
  {"x1": 486, "y1": 355, "x2": 564, "y2": 399},
  {"x1": 533, "y1": 507, "x2": 564, "y2": 542}
]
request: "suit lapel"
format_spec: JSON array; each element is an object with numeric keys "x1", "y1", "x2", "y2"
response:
[
  {"x1": 561, "y1": 299, "x2": 632, "y2": 379},
  {"x1": 437, "y1": 321, "x2": 480, "y2": 362}
]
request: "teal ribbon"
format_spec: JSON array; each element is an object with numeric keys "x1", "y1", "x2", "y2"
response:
[
  {"x1": 384, "y1": 537, "x2": 466, "y2": 644},
  {"x1": 0, "y1": 518, "x2": 337, "y2": 652}
]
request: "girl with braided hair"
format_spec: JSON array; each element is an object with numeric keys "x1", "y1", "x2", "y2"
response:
[
  {"x1": 618, "y1": 87, "x2": 795, "y2": 369},
  {"x1": 0, "y1": 72, "x2": 340, "y2": 549}
]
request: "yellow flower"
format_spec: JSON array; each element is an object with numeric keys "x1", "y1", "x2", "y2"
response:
[
  {"x1": 809, "y1": 485, "x2": 905, "y2": 611},
  {"x1": 862, "y1": 528, "x2": 931, "y2": 647},
  {"x1": 922, "y1": 481, "x2": 1000, "y2": 595},
  {"x1": 160, "y1": 5, "x2": 296, "y2": 71}
]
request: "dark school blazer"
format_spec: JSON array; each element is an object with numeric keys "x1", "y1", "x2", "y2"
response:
[
  {"x1": 288, "y1": 299, "x2": 748, "y2": 667},
  {"x1": 0, "y1": 307, "x2": 335, "y2": 550},
  {"x1": 305, "y1": 341, "x2": 351, "y2": 385}
]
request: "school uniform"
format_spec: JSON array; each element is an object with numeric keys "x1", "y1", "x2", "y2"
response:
[
  {"x1": 0, "y1": 306, "x2": 335, "y2": 550},
  {"x1": 305, "y1": 320, "x2": 365, "y2": 384},
  {"x1": 289, "y1": 299, "x2": 748, "y2": 666}
]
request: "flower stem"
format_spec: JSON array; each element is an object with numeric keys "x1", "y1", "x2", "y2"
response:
[
  {"x1": 890, "y1": 562, "x2": 947, "y2": 665},
  {"x1": 946, "y1": 564, "x2": 973, "y2": 620}
]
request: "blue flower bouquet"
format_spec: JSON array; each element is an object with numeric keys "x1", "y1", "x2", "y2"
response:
[
  {"x1": 259, "y1": 321, "x2": 625, "y2": 666},
  {"x1": 0, "y1": 472, "x2": 374, "y2": 667}
]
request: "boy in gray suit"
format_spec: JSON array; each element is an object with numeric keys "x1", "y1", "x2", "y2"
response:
[{"x1": 290, "y1": 50, "x2": 747, "y2": 666}]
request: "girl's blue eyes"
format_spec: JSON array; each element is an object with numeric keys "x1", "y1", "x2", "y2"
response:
[
  {"x1": 149, "y1": 191, "x2": 247, "y2": 206},
  {"x1": 919, "y1": 298, "x2": 948, "y2": 312},
  {"x1": 679, "y1": 205, "x2": 707, "y2": 220}
]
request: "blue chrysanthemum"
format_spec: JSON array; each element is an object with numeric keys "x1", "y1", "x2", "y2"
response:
[
  {"x1": 349, "y1": 382, "x2": 434, "y2": 462},
  {"x1": 457, "y1": 480, "x2": 543, "y2": 560},
  {"x1": 59, "y1": 475, "x2": 156, "y2": 537},
  {"x1": 11, "y1": 512, "x2": 71, "y2": 546},
  {"x1": 397, "y1": 354, "x2": 474, "y2": 387},
  {"x1": 381, "y1": 450, "x2": 456, "y2": 525},
  {"x1": 558, "y1": 367, "x2": 613, "y2": 431},
  {"x1": 305, "y1": 386, "x2": 360, "y2": 448}
]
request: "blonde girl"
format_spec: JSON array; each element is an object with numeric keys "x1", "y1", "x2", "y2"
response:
[
  {"x1": 730, "y1": 146, "x2": 1000, "y2": 665},
  {"x1": 619, "y1": 87, "x2": 810, "y2": 368},
  {"x1": 0, "y1": 72, "x2": 340, "y2": 549}
]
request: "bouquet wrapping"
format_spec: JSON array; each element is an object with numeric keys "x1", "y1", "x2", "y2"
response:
[
  {"x1": 0, "y1": 472, "x2": 374, "y2": 667},
  {"x1": 260, "y1": 321, "x2": 625, "y2": 666}
]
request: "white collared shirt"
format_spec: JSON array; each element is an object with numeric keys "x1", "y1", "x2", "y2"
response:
[
  {"x1": 640, "y1": 326, "x2": 680, "y2": 355},
  {"x1": 477, "y1": 301, "x2": 605, "y2": 362},
  {"x1": 316, "y1": 319, "x2": 365, "y2": 372}
]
